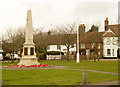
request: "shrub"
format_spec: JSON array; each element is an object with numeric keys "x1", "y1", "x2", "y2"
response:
[
  {"x1": 2, "y1": 52, "x2": 6, "y2": 57},
  {"x1": 39, "y1": 53, "x2": 46, "y2": 60},
  {"x1": 3, "y1": 56, "x2": 10, "y2": 60}
]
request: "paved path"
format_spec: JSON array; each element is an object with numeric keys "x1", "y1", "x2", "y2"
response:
[
  {"x1": 2, "y1": 66, "x2": 119, "y2": 75},
  {"x1": 68, "y1": 69, "x2": 119, "y2": 75},
  {"x1": 91, "y1": 80, "x2": 119, "y2": 85},
  {"x1": 99, "y1": 59, "x2": 119, "y2": 61},
  {"x1": 1, "y1": 66, "x2": 68, "y2": 70}
]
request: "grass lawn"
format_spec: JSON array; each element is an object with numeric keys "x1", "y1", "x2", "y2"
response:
[
  {"x1": 1, "y1": 60, "x2": 118, "y2": 85},
  {"x1": 1, "y1": 60, "x2": 118, "y2": 73},
  {"x1": 40, "y1": 60, "x2": 118, "y2": 73},
  {"x1": 2, "y1": 69, "x2": 118, "y2": 85}
]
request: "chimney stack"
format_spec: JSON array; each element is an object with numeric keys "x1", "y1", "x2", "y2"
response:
[
  {"x1": 79, "y1": 24, "x2": 85, "y2": 37},
  {"x1": 79, "y1": 24, "x2": 85, "y2": 42},
  {"x1": 105, "y1": 18, "x2": 109, "y2": 31}
]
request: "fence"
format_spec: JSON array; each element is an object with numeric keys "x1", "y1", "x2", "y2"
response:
[
  {"x1": 79, "y1": 55, "x2": 103, "y2": 60},
  {"x1": 46, "y1": 55, "x2": 61, "y2": 60},
  {"x1": 61, "y1": 55, "x2": 75, "y2": 60},
  {"x1": 46, "y1": 54, "x2": 103, "y2": 60}
]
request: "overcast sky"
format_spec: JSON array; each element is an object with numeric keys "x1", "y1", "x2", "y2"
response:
[{"x1": 0, "y1": 0, "x2": 119, "y2": 37}]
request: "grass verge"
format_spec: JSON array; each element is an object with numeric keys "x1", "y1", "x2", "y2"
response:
[{"x1": 2, "y1": 69, "x2": 118, "y2": 85}]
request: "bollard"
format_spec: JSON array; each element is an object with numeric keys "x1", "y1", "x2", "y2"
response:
[{"x1": 82, "y1": 70, "x2": 87, "y2": 84}]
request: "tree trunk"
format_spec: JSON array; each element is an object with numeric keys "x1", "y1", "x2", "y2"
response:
[
  {"x1": 97, "y1": 56, "x2": 99, "y2": 61},
  {"x1": 11, "y1": 50, "x2": 14, "y2": 63},
  {"x1": 94, "y1": 54, "x2": 96, "y2": 62},
  {"x1": 67, "y1": 46, "x2": 70, "y2": 61}
]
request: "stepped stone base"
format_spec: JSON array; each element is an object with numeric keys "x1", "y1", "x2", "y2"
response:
[{"x1": 18, "y1": 58, "x2": 40, "y2": 66}]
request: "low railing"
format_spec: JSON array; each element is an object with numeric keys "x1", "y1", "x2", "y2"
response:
[{"x1": 46, "y1": 55, "x2": 61, "y2": 60}]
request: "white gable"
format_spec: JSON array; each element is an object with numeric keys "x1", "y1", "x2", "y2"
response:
[{"x1": 103, "y1": 28, "x2": 116, "y2": 36}]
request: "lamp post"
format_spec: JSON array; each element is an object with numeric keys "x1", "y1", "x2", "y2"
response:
[
  {"x1": 77, "y1": 24, "x2": 79, "y2": 63},
  {"x1": 59, "y1": 29, "x2": 62, "y2": 60}
]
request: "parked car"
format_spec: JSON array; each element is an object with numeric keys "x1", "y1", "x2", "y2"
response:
[
  {"x1": 11, "y1": 54, "x2": 20, "y2": 60},
  {"x1": 0, "y1": 54, "x2": 3, "y2": 61},
  {"x1": 0, "y1": 50, "x2": 3, "y2": 61}
]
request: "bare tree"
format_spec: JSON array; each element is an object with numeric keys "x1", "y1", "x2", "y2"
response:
[
  {"x1": 2, "y1": 27, "x2": 25, "y2": 62},
  {"x1": 34, "y1": 27, "x2": 48, "y2": 56},
  {"x1": 58, "y1": 23, "x2": 77, "y2": 61}
]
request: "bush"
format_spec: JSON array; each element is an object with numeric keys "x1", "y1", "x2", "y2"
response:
[
  {"x1": 38, "y1": 51, "x2": 64, "y2": 60},
  {"x1": 39, "y1": 53, "x2": 46, "y2": 60},
  {"x1": 3, "y1": 56, "x2": 10, "y2": 60},
  {"x1": 2, "y1": 52, "x2": 6, "y2": 57}
]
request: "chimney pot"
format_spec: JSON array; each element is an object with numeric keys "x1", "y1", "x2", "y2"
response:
[{"x1": 106, "y1": 18, "x2": 108, "y2": 21}]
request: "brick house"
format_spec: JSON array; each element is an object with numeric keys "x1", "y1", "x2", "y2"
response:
[
  {"x1": 79, "y1": 24, "x2": 104, "y2": 58},
  {"x1": 46, "y1": 18, "x2": 120, "y2": 58},
  {"x1": 79, "y1": 18, "x2": 120, "y2": 58}
]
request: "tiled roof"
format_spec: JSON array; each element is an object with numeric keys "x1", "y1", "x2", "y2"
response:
[
  {"x1": 107, "y1": 25, "x2": 120, "y2": 36},
  {"x1": 46, "y1": 31, "x2": 105, "y2": 45},
  {"x1": 104, "y1": 32, "x2": 116, "y2": 37},
  {"x1": 46, "y1": 34, "x2": 76, "y2": 45},
  {"x1": 80, "y1": 32, "x2": 104, "y2": 43}
]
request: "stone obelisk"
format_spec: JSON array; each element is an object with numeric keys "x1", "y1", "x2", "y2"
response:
[{"x1": 18, "y1": 9, "x2": 40, "y2": 66}]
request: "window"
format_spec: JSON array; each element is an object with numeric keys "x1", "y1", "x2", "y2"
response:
[
  {"x1": 24, "y1": 47, "x2": 28, "y2": 55},
  {"x1": 106, "y1": 37, "x2": 111, "y2": 45},
  {"x1": 81, "y1": 51, "x2": 86, "y2": 55},
  {"x1": 47, "y1": 45, "x2": 50, "y2": 50},
  {"x1": 98, "y1": 43, "x2": 100, "y2": 49},
  {"x1": 63, "y1": 49, "x2": 67, "y2": 51},
  {"x1": 112, "y1": 37, "x2": 116, "y2": 45},
  {"x1": 57, "y1": 45, "x2": 61, "y2": 49},
  {"x1": 91, "y1": 50, "x2": 95, "y2": 55},
  {"x1": 113, "y1": 49, "x2": 114, "y2": 56},
  {"x1": 98, "y1": 52, "x2": 100, "y2": 55},
  {"x1": 91, "y1": 43, "x2": 95, "y2": 48},
  {"x1": 71, "y1": 44, "x2": 74, "y2": 48},
  {"x1": 107, "y1": 49, "x2": 111, "y2": 56},
  {"x1": 86, "y1": 49, "x2": 90, "y2": 55},
  {"x1": 71, "y1": 51, "x2": 74, "y2": 55},
  {"x1": 30, "y1": 47, "x2": 34, "y2": 55},
  {"x1": 81, "y1": 43, "x2": 85, "y2": 48}
]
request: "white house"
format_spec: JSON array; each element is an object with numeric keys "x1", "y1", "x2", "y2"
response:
[
  {"x1": 103, "y1": 18, "x2": 120, "y2": 58},
  {"x1": 47, "y1": 44, "x2": 76, "y2": 55},
  {"x1": 103, "y1": 28, "x2": 119, "y2": 58}
]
